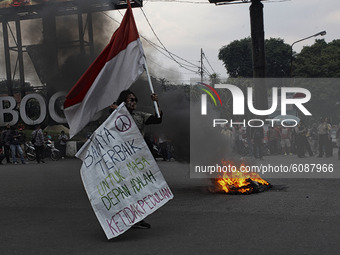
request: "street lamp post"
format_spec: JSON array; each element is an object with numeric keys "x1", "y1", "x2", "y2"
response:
[{"x1": 290, "y1": 30, "x2": 326, "y2": 77}]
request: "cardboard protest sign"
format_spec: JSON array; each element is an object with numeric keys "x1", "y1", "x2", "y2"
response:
[{"x1": 76, "y1": 103, "x2": 173, "y2": 239}]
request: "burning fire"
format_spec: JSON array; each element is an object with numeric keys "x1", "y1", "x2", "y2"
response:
[{"x1": 213, "y1": 160, "x2": 271, "y2": 194}]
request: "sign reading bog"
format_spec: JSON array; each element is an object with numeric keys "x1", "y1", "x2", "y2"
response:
[{"x1": 76, "y1": 103, "x2": 173, "y2": 239}]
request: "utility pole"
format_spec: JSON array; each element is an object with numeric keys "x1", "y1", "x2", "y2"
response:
[
  {"x1": 200, "y1": 48, "x2": 204, "y2": 83},
  {"x1": 208, "y1": 0, "x2": 268, "y2": 111},
  {"x1": 42, "y1": 13, "x2": 59, "y2": 99},
  {"x1": 15, "y1": 18, "x2": 26, "y2": 99},
  {"x1": 2, "y1": 19, "x2": 13, "y2": 96},
  {"x1": 250, "y1": 0, "x2": 268, "y2": 111}
]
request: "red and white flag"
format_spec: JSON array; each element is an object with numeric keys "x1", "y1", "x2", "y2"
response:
[{"x1": 64, "y1": 1, "x2": 145, "y2": 138}]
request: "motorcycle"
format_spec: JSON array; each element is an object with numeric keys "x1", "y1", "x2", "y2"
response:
[
  {"x1": 25, "y1": 141, "x2": 36, "y2": 161},
  {"x1": 44, "y1": 140, "x2": 61, "y2": 161},
  {"x1": 25, "y1": 140, "x2": 61, "y2": 161}
]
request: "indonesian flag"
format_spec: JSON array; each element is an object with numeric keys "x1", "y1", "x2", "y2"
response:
[{"x1": 64, "y1": 1, "x2": 145, "y2": 138}]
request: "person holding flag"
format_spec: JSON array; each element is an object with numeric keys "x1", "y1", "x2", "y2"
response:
[
  {"x1": 110, "y1": 90, "x2": 162, "y2": 136},
  {"x1": 110, "y1": 89, "x2": 163, "y2": 229},
  {"x1": 63, "y1": 0, "x2": 171, "y2": 238}
]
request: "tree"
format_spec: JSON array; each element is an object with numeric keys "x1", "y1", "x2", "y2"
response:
[
  {"x1": 293, "y1": 39, "x2": 340, "y2": 78},
  {"x1": 209, "y1": 73, "x2": 221, "y2": 85},
  {"x1": 291, "y1": 39, "x2": 340, "y2": 123},
  {"x1": 218, "y1": 37, "x2": 291, "y2": 78},
  {"x1": 218, "y1": 38, "x2": 253, "y2": 78},
  {"x1": 265, "y1": 38, "x2": 291, "y2": 77}
]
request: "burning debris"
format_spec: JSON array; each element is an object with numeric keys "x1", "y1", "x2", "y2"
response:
[{"x1": 211, "y1": 160, "x2": 272, "y2": 195}]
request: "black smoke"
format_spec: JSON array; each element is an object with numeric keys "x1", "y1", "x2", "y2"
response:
[{"x1": 128, "y1": 79, "x2": 233, "y2": 163}]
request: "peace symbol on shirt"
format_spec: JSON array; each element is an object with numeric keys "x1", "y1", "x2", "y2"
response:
[{"x1": 115, "y1": 115, "x2": 132, "y2": 132}]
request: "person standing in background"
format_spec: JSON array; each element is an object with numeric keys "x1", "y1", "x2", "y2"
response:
[
  {"x1": 325, "y1": 118, "x2": 333, "y2": 157},
  {"x1": 9, "y1": 126, "x2": 26, "y2": 164},
  {"x1": 280, "y1": 126, "x2": 292, "y2": 155},
  {"x1": 1, "y1": 124, "x2": 12, "y2": 164},
  {"x1": 309, "y1": 123, "x2": 319, "y2": 155},
  {"x1": 18, "y1": 126, "x2": 26, "y2": 158},
  {"x1": 58, "y1": 131, "x2": 68, "y2": 159},
  {"x1": 336, "y1": 124, "x2": 340, "y2": 160},
  {"x1": 251, "y1": 125, "x2": 264, "y2": 160},
  {"x1": 318, "y1": 117, "x2": 331, "y2": 157},
  {"x1": 0, "y1": 146, "x2": 5, "y2": 164},
  {"x1": 32, "y1": 125, "x2": 45, "y2": 164}
]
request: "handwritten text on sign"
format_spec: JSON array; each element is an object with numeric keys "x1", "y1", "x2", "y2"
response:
[{"x1": 76, "y1": 104, "x2": 173, "y2": 239}]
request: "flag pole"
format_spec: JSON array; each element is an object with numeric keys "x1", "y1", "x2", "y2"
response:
[{"x1": 143, "y1": 56, "x2": 161, "y2": 118}]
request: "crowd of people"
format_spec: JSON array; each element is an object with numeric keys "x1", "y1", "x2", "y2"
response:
[
  {"x1": 0, "y1": 124, "x2": 69, "y2": 165},
  {"x1": 221, "y1": 117, "x2": 340, "y2": 160}
]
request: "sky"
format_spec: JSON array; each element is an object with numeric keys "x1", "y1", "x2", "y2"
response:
[
  {"x1": 0, "y1": 0, "x2": 339, "y2": 85},
  {"x1": 125, "y1": 0, "x2": 340, "y2": 83}
]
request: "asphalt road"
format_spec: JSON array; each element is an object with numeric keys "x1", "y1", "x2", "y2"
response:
[{"x1": 1, "y1": 155, "x2": 340, "y2": 255}]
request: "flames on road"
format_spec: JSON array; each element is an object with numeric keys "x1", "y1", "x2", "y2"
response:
[{"x1": 212, "y1": 160, "x2": 271, "y2": 194}]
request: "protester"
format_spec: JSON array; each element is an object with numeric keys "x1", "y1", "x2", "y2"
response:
[
  {"x1": 295, "y1": 122, "x2": 306, "y2": 158},
  {"x1": 111, "y1": 89, "x2": 162, "y2": 229},
  {"x1": 268, "y1": 126, "x2": 280, "y2": 155},
  {"x1": 42, "y1": 131, "x2": 52, "y2": 158},
  {"x1": 112, "y1": 90, "x2": 162, "y2": 135},
  {"x1": 9, "y1": 126, "x2": 26, "y2": 164},
  {"x1": 336, "y1": 124, "x2": 340, "y2": 160},
  {"x1": 32, "y1": 125, "x2": 45, "y2": 163},
  {"x1": 296, "y1": 121, "x2": 313, "y2": 158},
  {"x1": 1, "y1": 124, "x2": 12, "y2": 164},
  {"x1": 251, "y1": 124, "x2": 264, "y2": 160},
  {"x1": 245, "y1": 126, "x2": 253, "y2": 156},
  {"x1": 221, "y1": 125, "x2": 233, "y2": 154},
  {"x1": 43, "y1": 131, "x2": 52, "y2": 144},
  {"x1": 159, "y1": 133, "x2": 172, "y2": 161},
  {"x1": 280, "y1": 126, "x2": 292, "y2": 155},
  {"x1": 58, "y1": 131, "x2": 68, "y2": 159},
  {"x1": 18, "y1": 126, "x2": 26, "y2": 157},
  {"x1": 325, "y1": 118, "x2": 333, "y2": 157},
  {"x1": 0, "y1": 135, "x2": 6, "y2": 164},
  {"x1": 318, "y1": 117, "x2": 331, "y2": 157},
  {"x1": 0, "y1": 146, "x2": 4, "y2": 164},
  {"x1": 290, "y1": 126, "x2": 297, "y2": 154},
  {"x1": 309, "y1": 123, "x2": 319, "y2": 155},
  {"x1": 232, "y1": 125, "x2": 243, "y2": 154}
]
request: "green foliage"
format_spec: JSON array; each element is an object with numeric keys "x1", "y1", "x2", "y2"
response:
[
  {"x1": 209, "y1": 73, "x2": 225, "y2": 86},
  {"x1": 293, "y1": 39, "x2": 340, "y2": 78},
  {"x1": 291, "y1": 40, "x2": 340, "y2": 123},
  {"x1": 218, "y1": 37, "x2": 253, "y2": 78},
  {"x1": 265, "y1": 38, "x2": 291, "y2": 77},
  {"x1": 218, "y1": 37, "x2": 291, "y2": 78}
]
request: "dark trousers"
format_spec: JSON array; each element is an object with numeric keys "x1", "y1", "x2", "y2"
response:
[
  {"x1": 304, "y1": 137, "x2": 313, "y2": 156},
  {"x1": 296, "y1": 135, "x2": 310, "y2": 157},
  {"x1": 325, "y1": 138, "x2": 333, "y2": 157},
  {"x1": 296, "y1": 135, "x2": 312, "y2": 157},
  {"x1": 4, "y1": 145, "x2": 11, "y2": 163},
  {"x1": 269, "y1": 140, "x2": 277, "y2": 154},
  {"x1": 318, "y1": 134, "x2": 328, "y2": 157},
  {"x1": 34, "y1": 145, "x2": 44, "y2": 163},
  {"x1": 253, "y1": 138, "x2": 264, "y2": 159},
  {"x1": 160, "y1": 142, "x2": 171, "y2": 161},
  {"x1": 0, "y1": 153, "x2": 5, "y2": 164},
  {"x1": 60, "y1": 144, "x2": 66, "y2": 158}
]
